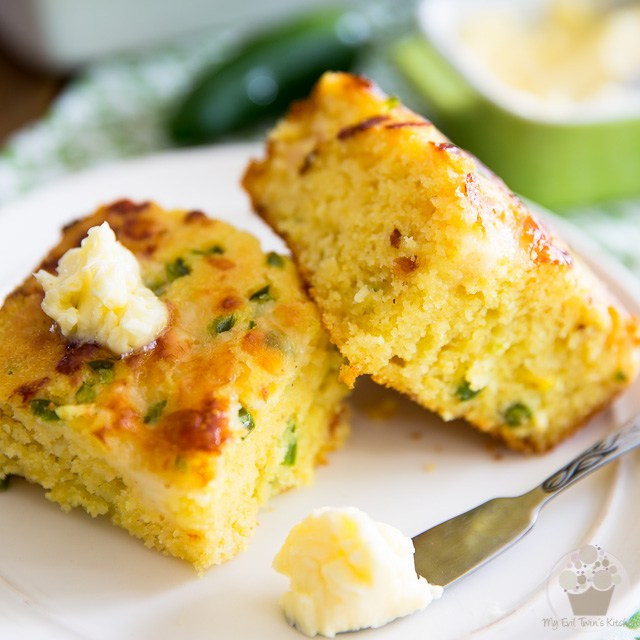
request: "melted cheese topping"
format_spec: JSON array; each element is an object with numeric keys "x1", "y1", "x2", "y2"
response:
[
  {"x1": 35, "y1": 222, "x2": 167, "y2": 355},
  {"x1": 273, "y1": 507, "x2": 442, "y2": 637}
]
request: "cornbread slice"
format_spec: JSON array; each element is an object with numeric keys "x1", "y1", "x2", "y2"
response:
[
  {"x1": 0, "y1": 200, "x2": 348, "y2": 570},
  {"x1": 243, "y1": 72, "x2": 640, "y2": 452}
]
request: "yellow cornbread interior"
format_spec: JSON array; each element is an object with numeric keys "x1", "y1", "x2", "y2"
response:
[
  {"x1": 243, "y1": 72, "x2": 639, "y2": 452},
  {"x1": 0, "y1": 201, "x2": 348, "y2": 570}
]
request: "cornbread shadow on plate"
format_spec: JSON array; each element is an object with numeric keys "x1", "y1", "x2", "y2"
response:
[
  {"x1": 0, "y1": 200, "x2": 349, "y2": 571},
  {"x1": 349, "y1": 377, "x2": 511, "y2": 461},
  {"x1": 243, "y1": 72, "x2": 640, "y2": 454}
]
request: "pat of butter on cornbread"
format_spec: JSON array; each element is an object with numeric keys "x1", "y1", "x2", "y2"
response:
[
  {"x1": 274, "y1": 506, "x2": 442, "y2": 637},
  {"x1": 244, "y1": 72, "x2": 640, "y2": 452},
  {"x1": 35, "y1": 221, "x2": 168, "y2": 355},
  {"x1": 0, "y1": 200, "x2": 349, "y2": 570}
]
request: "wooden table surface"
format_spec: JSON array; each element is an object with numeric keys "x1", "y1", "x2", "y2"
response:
[{"x1": 0, "y1": 43, "x2": 66, "y2": 144}]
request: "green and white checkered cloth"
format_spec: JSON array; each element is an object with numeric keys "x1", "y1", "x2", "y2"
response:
[
  {"x1": 0, "y1": 27, "x2": 638, "y2": 284},
  {"x1": 0, "y1": 30, "x2": 234, "y2": 197}
]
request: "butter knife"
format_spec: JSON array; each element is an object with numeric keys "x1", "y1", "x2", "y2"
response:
[{"x1": 413, "y1": 414, "x2": 640, "y2": 586}]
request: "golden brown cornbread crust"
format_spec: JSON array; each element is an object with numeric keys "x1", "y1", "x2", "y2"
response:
[
  {"x1": 0, "y1": 200, "x2": 348, "y2": 569},
  {"x1": 243, "y1": 72, "x2": 640, "y2": 452}
]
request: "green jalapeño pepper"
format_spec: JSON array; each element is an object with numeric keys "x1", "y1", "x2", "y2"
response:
[{"x1": 169, "y1": 9, "x2": 370, "y2": 144}]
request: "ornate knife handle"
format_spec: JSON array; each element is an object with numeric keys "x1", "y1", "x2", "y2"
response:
[{"x1": 541, "y1": 414, "x2": 640, "y2": 495}]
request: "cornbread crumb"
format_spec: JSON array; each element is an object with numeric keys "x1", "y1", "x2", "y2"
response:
[
  {"x1": 362, "y1": 397, "x2": 399, "y2": 421},
  {"x1": 243, "y1": 72, "x2": 640, "y2": 452},
  {"x1": 485, "y1": 440, "x2": 505, "y2": 461}
]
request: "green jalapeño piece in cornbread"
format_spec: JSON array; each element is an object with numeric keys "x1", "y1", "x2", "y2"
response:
[
  {"x1": 243, "y1": 72, "x2": 640, "y2": 453},
  {"x1": 0, "y1": 200, "x2": 348, "y2": 570}
]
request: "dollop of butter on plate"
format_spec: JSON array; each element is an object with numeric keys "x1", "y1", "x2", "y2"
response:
[
  {"x1": 273, "y1": 506, "x2": 442, "y2": 638},
  {"x1": 35, "y1": 221, "x2": 168, "y2": 355}
]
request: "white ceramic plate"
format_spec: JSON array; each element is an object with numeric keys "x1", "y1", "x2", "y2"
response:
[{"x1": 0, "y1": 144, "x2": 638, "y2": 640}]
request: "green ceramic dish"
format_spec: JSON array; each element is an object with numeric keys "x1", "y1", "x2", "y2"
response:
[{"x1": 394, "y1": 34, "x2": 640, "y2": 210}]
